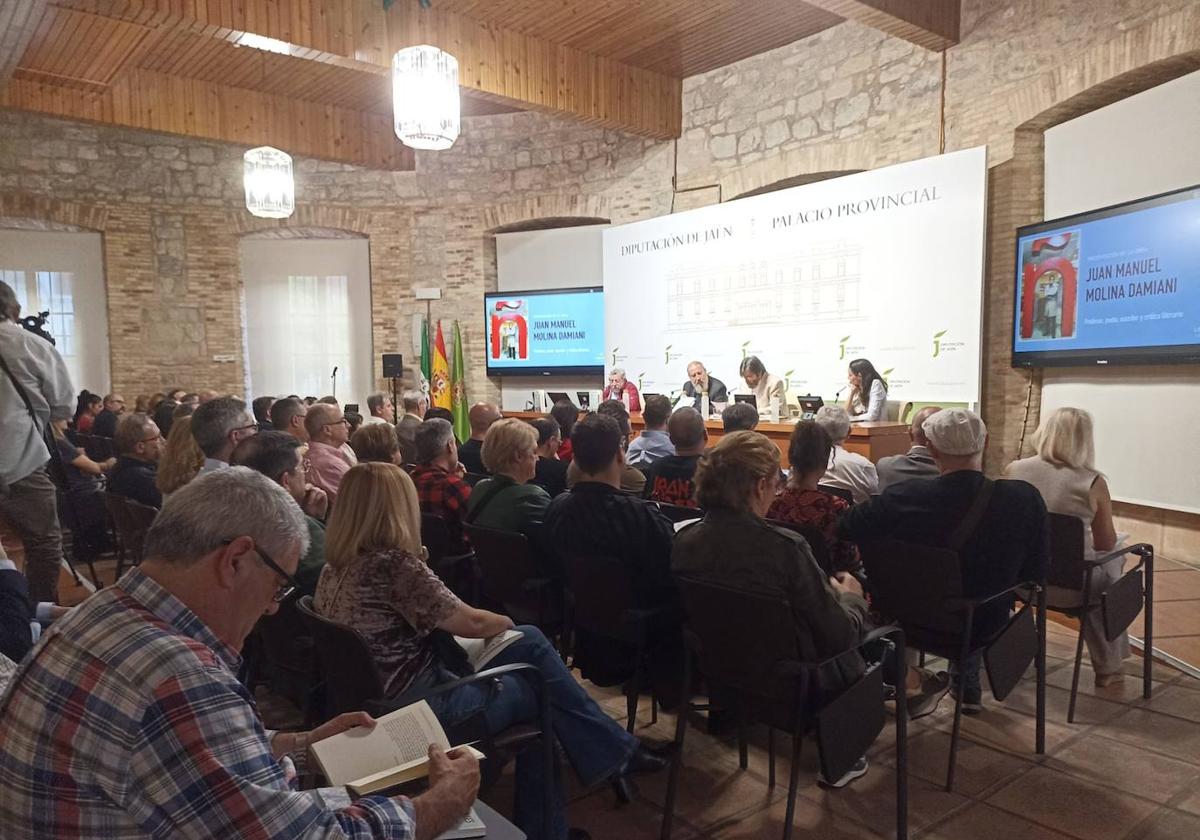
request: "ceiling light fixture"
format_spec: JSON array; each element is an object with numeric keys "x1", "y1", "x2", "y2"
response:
[
  {"x1": 391, "y1": 44, "x2": 460, "y2": 151},
  {"x1": 243, "y1": 146, "x2": 295, "y2": 219},
  {"x1": 235, "y1": 32, "x2": 291, "y2": 55}
]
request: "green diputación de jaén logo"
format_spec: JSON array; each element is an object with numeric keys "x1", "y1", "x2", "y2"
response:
[
  {"x1": 838, "y1": 335, "x2": 851, "y2": 360},
  {"x1": 664, "y1": 344, "x2": 672, "y2": 364},
  {"x1": 741, "y1": 340, "x2": 751, "y2": 359},
  {"x1": 932, "y1": 330, "x2": 948, "y2": 358},
  {"x1": 610, "y1": 347, "x2": 619, "y2": 366}
]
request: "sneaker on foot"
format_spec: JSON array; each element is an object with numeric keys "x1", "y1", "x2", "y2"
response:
[
  {"x1": 949, "y1": 684, "x2": 983, "y2": 715},
  {"x1": 818, "y1": 756, "x2": 869, "y2": 789},
  {"x1": 906, "y1": 670, "x2": 951, "y2": 719},
  {"x1": 1094, "y1": 671, "x2": 1126, "y2": 688}
]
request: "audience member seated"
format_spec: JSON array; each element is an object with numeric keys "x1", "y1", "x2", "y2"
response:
[
  {"x1": 350, "y1": 422, "x2": 403, "y2": 465},
  {"x1": 530, "y1": 418, "x2": 569, "y2": 497},
  {"x1": 51, "y1": 419, "x2": 114, "y2": 552},
  {"x1": 164, "y1": 387, "x2": 186, "y2": 403},
  {"x1": 624, "y1": 394, "x2": 675, "y2": 468},
  {"x1": 108, "y1": 413, "x2": 164, "y2": 509},
  {"x1": 315, "y1": 462, "x2": 664, "y2": 839},
  {"x1": 641, "y1": 407, "x2": 707, "y2": 508},
  {"x1": 91, "y1": 392, "x2": 125, "y2": 438},
  {"x1": 395, "y1": 390, "x2": 427, "y2": 464},
  {"x1": 304, "y1": 403, "x2": 355, "y2": 508},
  {"x1": 720, "y1": 401, "x2": 759, "y2": 432},
  {"x1": 1004, "y1": 407, "x2": 1127, "y2": 686},
  {"x1": 151, "y1": 399, "x2": 180, "y2": 438},
  {"x1": 363, "y1": 392, "x2": 395, "y2": 426},
  {"x1": 157, "y1": 415, "x2": 204, "y2": 499},
  {"x1": 567, "y1": 401, "x2": 646, "y2": 495},
  {"x1": 467, "y1": 418, "x2": 551, "y2": 535},
  {"x1": 411, "y1": 418, "x2": 473, "y2": 552},
  {"x1": 767, "y1": 421, "x2": 860, "y2": 575},
  {"x1": 232, "y1": 432, "x2": 328, "y2": 596},
  {"x1": 424, "y1": 406, "x2": 454, "y2": 424},
  {"x1": 814, "y1": 405, "x2": 878, "y2": 503},
  {"x1": 197, "y1": 389, "x2": 220, "y2": 403},
  {"x1": 550, "y1": 400, "x2": 579, "y2": 463},
  {"x1": 875, "y1": 406, "x2": 942, "y2": 493},
  {"x1": 192, "y1": 396, "x2": 258, "y2": 477},
  {"x1": 544, "y1": 413, "x2": 678, "y2": 686},
  {"x1": 270, "y1": 396, "x2": 309, "y2": 442},
  {"x1": 1, "y1": 546, "x2": 36, "y2": 663},
  {"x1": 840, "y1": 409, "x2": 1049, "y2": 713},
  {"x1": 251, "y1": 395, "x2": 276, "y2": 432},
  {"x1": 147, "y1": 392, "x2": 166, "y2": 415},
  {"x1": 459, "y1": 402, "x2": 502, "y2": 475},
  {"x1": 72, "y1": 391, "x2": 102, "y2": 434},
  {"x1": 0, "y1": 467, "x2": 478, "y2": 838},
  {"x1": 133, "y1": 394, "x2": 151, "y2": 414},
  {"x1": 345, "y1": 411, "x2": 364, "y2": 437}
]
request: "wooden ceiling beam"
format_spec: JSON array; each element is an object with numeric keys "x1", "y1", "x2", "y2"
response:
[
  {"x1": 801, "y1": 0, "x2": 959, "y2": 51},
  {"x1": 0, "y1": 67, "x2": 415, "y2": 171},
  {"x1": 0, "y1": 0, "x2": 49, "y2": 92}
]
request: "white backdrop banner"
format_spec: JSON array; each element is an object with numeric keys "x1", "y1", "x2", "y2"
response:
[{"x1": 602, "y1": 146, "x2": 988, "y2": 405}]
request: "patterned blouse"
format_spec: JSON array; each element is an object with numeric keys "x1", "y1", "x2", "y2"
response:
[
  {"x1": 767, "y1": 487, "x2": 861, "y2": 574},
  {"x1": 314, "y1": 547, "x2": 461, "y2": 699}
]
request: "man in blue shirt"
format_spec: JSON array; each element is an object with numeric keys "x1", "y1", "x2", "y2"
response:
[{"x1": 625, "y1": 394, "x2": 675, "y2": 468}]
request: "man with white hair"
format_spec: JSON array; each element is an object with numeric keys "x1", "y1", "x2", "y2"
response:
[
  {"x1": 0, "y1": 467, "x2": 480, "y2": 838},
  {"x1": 839, "y1": 408, "x2": 1049, "y2": 713},
  {"x1": 875, "y1": 405, "x2": 943, "y2": 493},
  {"x1": 601, "y1": 368, "x2": 641, "y2": 412},
  {"x1": 814, "y1": 405, "x2": 878, "y2": 503}
]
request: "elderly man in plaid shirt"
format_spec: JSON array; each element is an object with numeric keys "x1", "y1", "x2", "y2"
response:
[
  {"x1": 409, "y1": 419, "x2": 473, "y2": 551},
  {"x1": 0, "y1": 467, "x2": 479, "y2": 839}
]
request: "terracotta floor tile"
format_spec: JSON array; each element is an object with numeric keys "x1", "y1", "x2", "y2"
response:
[
  {"x1": 1130, "y1": 602, "x2": 1200, "y2": 640},
  {"x1": 1135, "y1": 679, "x2": 1200, "y2": 724},
  {"x1": 705, "y1": 793, "x2": 883, "y2": 840},
  {"x1": 799, "y1": 762, "x2": 968, "y2": 837},
  {"x1": 1002, "y1": 679, "x2": 1130, "y2": 727},
  {"x1": 568, "y1": 788, "x2": 703, "y2": 840},
  {"x1": 872, "y1": 728, "x2": 1032, "y2": 798},
  {"x1": 1123, "y1": 808, "x2": 1200, "y2": 840},
  {"x1": 1093, "y1": 707, "x2": 1200, "y2": 766},
  {"x1": 1045, "y1": 658, "x2": 1178, "y2": 704},
  {"x1": 921, "y1": 801, "x2": 1077, "y2": 840},
  {"x1": 1046, "y1": 733, "x2": 1200, "y2": 803},
  {"x1": 1149, "y1": 571, "x2": 1200, "y2": 602},
  {"x1": 1153, "y1": 637, "x2": 1200, "y2": 670},
  {"x1": 986, "y1": 765, "x2": 1160, "y2": 840},
  {"x1": 1174, "y1": 780, "x2": 1200, "y2": 817}
]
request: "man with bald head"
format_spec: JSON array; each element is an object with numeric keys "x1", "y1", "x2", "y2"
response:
[
  {"x1": 91, "y1": 393, "x2": 126, "y2": 438},
  {"x1": 457, "y1": 402, "x2": 501, "y2": 475},
  {"x1": 303, "y1": 402, "x2": 354, "y2": 506},
  {"x1": 875, "y1": 406, "x2": 942, "y2": 493}
]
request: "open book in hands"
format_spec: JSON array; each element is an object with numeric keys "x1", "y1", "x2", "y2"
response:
[
  {"x1": 310, "y1": 700, "x2": 485, "y2": 796},
  {"x1": 454, "y1": 628, "x2": 523, "y2": 670}
]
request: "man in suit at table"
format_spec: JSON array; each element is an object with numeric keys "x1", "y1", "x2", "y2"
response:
[
  {"x1": 875, "y1": 406, "x2": 942, "y2": 493},
  {"x1": 681, "y1": 361, "x2": 728, "y2": 414}
]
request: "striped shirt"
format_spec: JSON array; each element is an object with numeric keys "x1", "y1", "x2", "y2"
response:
[{"x1": 0, "y1": 568, "x2": 416, "y2": 839}]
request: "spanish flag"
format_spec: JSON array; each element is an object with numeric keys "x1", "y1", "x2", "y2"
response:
[{"x1": 431, "y1": 320, "x2": 452, "y2": 410}]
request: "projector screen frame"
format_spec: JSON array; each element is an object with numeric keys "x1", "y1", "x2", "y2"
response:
[
  {"x1": 483, "y1": 285, "x2": 606, "y2": 378},
  {"x1": 1011, "y1": 181, "x2": 1200, "y2": 369}
]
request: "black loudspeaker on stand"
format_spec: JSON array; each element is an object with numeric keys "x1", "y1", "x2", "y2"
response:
[{"x1": 382, "y1": 354, "x2": 404, "y2": 418}]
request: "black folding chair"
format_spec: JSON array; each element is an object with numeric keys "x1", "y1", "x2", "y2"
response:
[
  {"x1": 655, "y1": 501, "x2": 703, "y2": 524},
  {"x1": 245, "y1": 592, "x2": 320, "y2": 726},
  {"x1": 116, "y1": 498, "x2": 158, "y2": 577},
  {"x1": 816, "y1": 484, "x2": 854, "y2": 505},
  {"x1": 84, "y1": 435, "x2": 115, "y2": 461},
  {"x1": 464, "y1": 471, "x2": 489, "y2": 487},
  {"x1": 52, "y1": 486, "x2": 102, "y2": 589},
  {"x1": 860, "y1": 539, "x2": 1046, "y2": 791},
  {"x1": 563, "y1": 553, "x2": 674, "y2": 732},
  {"x1": 421, "y1": 512, "x2": 478, "y2": 603},
  {"x1": 464, "y1": 523, "x2": 562, "y2": 639},
  {"x1": 101, "y1": 491, "x2": 129, "y2": 578},
  {"x1": 661, "y1": 577, "x2": 908, "y2": 840},
  {"x1": 1046, "y1": 513, "x2": 1154, "y2": 722},
  {"x1": 295, "y1": 595, "x2": 555, "y2": 838},
  {"x1": 767, "y1": 519, "x2": 833, "y2": 576}
]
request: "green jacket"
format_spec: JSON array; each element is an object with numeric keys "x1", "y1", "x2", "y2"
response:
[{"x1": 466, "y1": 474, "x2": 551, "y2": 536}]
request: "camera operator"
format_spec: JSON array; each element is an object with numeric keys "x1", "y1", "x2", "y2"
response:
[{"x1": 0, "y1": 281, "x2": 74, "y2": 604}]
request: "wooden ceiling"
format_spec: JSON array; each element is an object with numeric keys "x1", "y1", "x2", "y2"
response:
[{"x1": 0, "y1": 1, "x2": 959, "y2": 171}]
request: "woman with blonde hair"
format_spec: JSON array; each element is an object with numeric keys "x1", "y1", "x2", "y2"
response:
[
  {"x1": 349, "y1": 422, "x2": 403, "y2": 465},
  {"x1": 315, "y1": 462, "x2": 662, "y2": 840},
  {"x1": 156, "y1": 414, "x2": 204, "y2": 498},
  {"x1": 466, "y1": 418, "x2": 550, "y2": 534},
  {"x1": 1005, "y1": 407, "x2": 1127, "y2": 685}
]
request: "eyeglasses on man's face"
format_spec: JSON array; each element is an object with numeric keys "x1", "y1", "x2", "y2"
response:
[{"x1": 221, "y1": 538, "x2": 297, "y2": 603}]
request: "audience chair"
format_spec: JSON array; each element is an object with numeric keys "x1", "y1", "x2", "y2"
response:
[
  {"x1": 766, "y1": 520, "x2": 834, "y2": 577},
  {"x1": 81, "y1": 434, "x2": 115, "y2": 461},
  {"x1": 51, "y1": 484, "x2": 102, "y2": 589},
  {"x1": 1046, "y1": 513, "x2": 1154, "y2": 722},
  {"x1": 107, "y1": 495, "x2": 157, "y2": 578},
  {"x1": 463, "y1": 524, "x2": 562, "y2": 640},
  {"x1": 860, "y1": 539, "x2": 1046, "y2": 792},
  {"x1": 295, "y1": 595, "x2": 555, "y2": 836},
  {"x1": 244, "y1": 592, "x2": 320, "y2": 726},
  {"x1": 816, "y1": 484, "x2": 854, "y2": 505},
  {"x1": 101, "y1": 491, "x2": 129, "y2": 577},
  {"x1": 655, "y1": 501, "x2": 703, "y2": 524},
  {"x1": 464, "y1": 471, "x2": 489, "y2": 487},
  {"x1": 563, "y1": 553, "x2": 674, "y2": 732},
  {"x1": 421, "y1": 513, "x2": 478, "y2": 603},
  {"x1": 661, "y1": 577, "x2": 908, "y2": 840}
]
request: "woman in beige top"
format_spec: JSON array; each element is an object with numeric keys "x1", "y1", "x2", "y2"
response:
[{"x1": 1005, "y1": 407, "x2": 1127, "y2": 685}]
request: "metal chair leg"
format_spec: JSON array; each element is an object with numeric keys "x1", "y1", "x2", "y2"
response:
[
  {"x1": 625, "y1": 680, "x2": 638, "y2": 734},
  {"x1": 1143, "y1": 549, "x2": 1155, "y2": 701},
  {"x1": 782, "y1": 731, "x2": 803, "y2": 840},
  {"x1": 1068, "y1": 614, "x2": 1087, "y2": 724},
  {"x1": 767, "y1": 727, "x2": 776, "y2": 788},
  {"x1": 894, "y1": 635, "x2": 909, "y2": 840},
  {"x1": 1035, "y1": 590, "x2": 1047, "y2": 755},
  {"x1": 737, "y1": 711, "x2": 748, "y2": 770},
  {"x1": 659, "y1": 657, "x2": 692, "y2": 840},
  {"x1": 946, "y1": 677, "x2": 964, "y2": 793}
]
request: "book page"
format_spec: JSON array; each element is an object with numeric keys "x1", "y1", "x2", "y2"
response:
[
  {"x1": 312, "y1": 700, "x2": 450, "y2": 787},
  {"x1": 454, "y1": 629, "x2": 524, "y2": 670}
]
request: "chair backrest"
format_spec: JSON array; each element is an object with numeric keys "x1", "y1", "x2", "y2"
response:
[
  {"x1": 253, "y1": 592, "x2": 313, "y2": 673},
  {"x1": 463, "y1": 524, "x2": 542, "y2": 611},
  {"x1": 464, "y1": 471, "x2": 489, "y2": 487},
  {"x1": 766, "y1": 520, "x2": 833, "y2": 577},
  {"x1": 859, "y1": 538, "x2": 966, "y2": 638},
  {"x1": 86, "y1": 435, "x2": 114, "y2": 461},
  {"x1": 421, "y1": 512, "x2": 456, "y2": 565},
  {"x1": 656, "y1": 501, "x2": 702, "y2": 523},
  {"x1": 564, "y1": 554, "x2": 639, "y2": 644},
  {"x1": 122, "y1": 498, "x2": 158, "y2": 564},
  {"x1": 295, "y1": 595, "x2": 388, "y2": 715},
  {"x1": 817, "y1": 484, "x2": 854, "y2": 505},
  {"x1": 1047, "y1": 513, "x2": 1089, "y2": 590}
]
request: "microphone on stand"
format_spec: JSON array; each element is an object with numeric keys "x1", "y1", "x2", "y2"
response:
[
  {"x1": 833, "y1": 385, "x2": 845, "y2": 402},
  {"x1": 331, "y1": 366, "x2": 339, "y2": 400}
]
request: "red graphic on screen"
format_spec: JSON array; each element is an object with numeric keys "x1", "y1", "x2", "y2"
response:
[
  {"x1": 490, "y1": 299, "x2": 529, "y2": 360},
  {"x1": 1019, "y1": 231, "x2": 1079, "y2": 340}
]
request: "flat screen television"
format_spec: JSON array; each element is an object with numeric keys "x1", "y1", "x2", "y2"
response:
[
  {"x1": 1011, "y1": 183, "x2": 1200, "y2": 367},
  {"x1": 484, "y1": 287, "x2": 606, "y2": 376}
]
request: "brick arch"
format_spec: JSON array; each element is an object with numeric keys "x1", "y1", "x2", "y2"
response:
[
  {"x1": 0, "y1": 194, "x2": 108, "y2": 232},
  {"x1": 483, "y1": 195, "x2": 612, "y2": 233},
  {"x1": 728, "y1": 170, "x2": 865, "y2": 202},
  {"x1": 228, "y1": 205, "x2": 373, "y2": 237},
  {"x1": 716, "y1": 139, "x2": 890, "y2": 205}
]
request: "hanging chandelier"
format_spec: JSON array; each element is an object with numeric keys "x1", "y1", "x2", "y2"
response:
[
  {"x1": 242, "y1": 146, "x2": 295, "y2": 219},
  {"x1": 392, "y1": 44, "x2": 460, "y2": 151}
]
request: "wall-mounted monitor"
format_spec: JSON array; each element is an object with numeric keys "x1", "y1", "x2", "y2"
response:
[
  {"x1": 1012, "y1": 183, "x2": 1200, "y2": 367},
  {"x1": 484, "y1": 287, "x2": 606, "y2": 376}
]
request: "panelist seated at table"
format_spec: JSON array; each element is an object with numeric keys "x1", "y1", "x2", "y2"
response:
[
  {"x1": 680, "y1": 361, "x2": 728, "y2": 414},
  {"x1": 602, "y1": 368, "x2": 641, "y2": 413},
  {"x1": 738, "y1": 355, "x2": 787, "y2": 414},
  {"x1": 845, "y1": 358, "x2": 889, "y2": 422}
]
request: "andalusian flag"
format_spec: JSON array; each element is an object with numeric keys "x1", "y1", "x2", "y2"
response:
[
  {"x1": 451, "y1": 321, "x2": 469, "y2": 442},
  {"x1": 431, "y1": 320, "x2": 452, "y2": 410},
  {"x1": 419, "y1": 316, "x2": 432, "y2": 398}
]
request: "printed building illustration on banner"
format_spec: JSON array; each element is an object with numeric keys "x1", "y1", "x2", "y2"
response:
[
  {"x1": 490, "y1": 299, "x2": 529, "y2": 360},
  {"x1": 665, "y1": 241, "x2": 862, "y2": 330},
  {"x1": 1019, "y1": 231, "x2": 1079, "y2": 340}
]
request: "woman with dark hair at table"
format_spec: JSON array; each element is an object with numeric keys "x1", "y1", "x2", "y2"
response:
[{"x1": 845, "y1": 358, "x2": 888, "y2": 422}]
